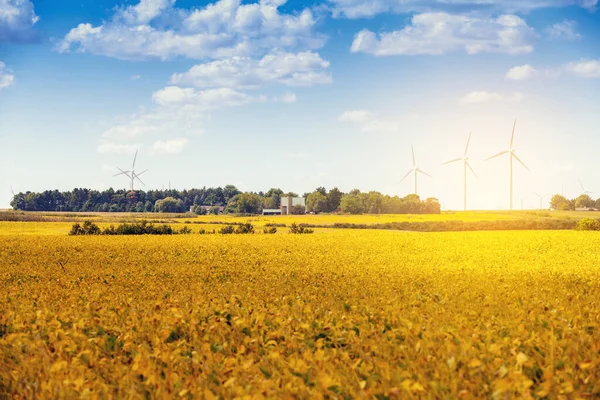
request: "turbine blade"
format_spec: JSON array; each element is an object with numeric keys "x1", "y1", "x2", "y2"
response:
[
  {"x1": 132, "y1": 149, "x2": 138, "y2": 170},
  {"x1": 114, "y1": 167, "x2": 132, "y2": 178},
  {"x1": 579, "y1": 179, "x2": 585, "y2": 191},
  {"x1": 136, "y1": 169, "x2": 148, "y2": 177},
  {"x1": 400, "y1": 170, "x2": 413, "y2": 183},
  {"x1": 485, "y1": 150, "x2": 508, "y2": 161},
  {"x1": 417, "y1": 168, "x2": 431, "y2": 177},
  {"x1": 134, "y1": 173, "x2": 146, "y2": 187},
  {"x1": 10, "y1": 186, "x2": 14, "y2": 196},
  {"x1": 466, "y1": 161, "x2": 477, "y2": 178},
  {"x1": 534, "y1": 192, "x2": 541, "y2": 198},
  {"x1": 464, "y1": 132, "x2": 472, "y2": 156},
  {"x1": 512, "y1": 153, "x2": 530, "y2": 171},
  {"x1": 510, "y1": 119, "x2": 516, "y2": 148},
  {"x1": 442, "y1": 158, "x2": 462, "y2": 165},
  {"x1": 411, "y1": 144, "x2": 415, "y2": 166}
]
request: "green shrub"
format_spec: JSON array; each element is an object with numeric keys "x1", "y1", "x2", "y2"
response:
[
  {"x1": 263, "y1": 227, "x2": 277, "y2": 234},
  {"x1": 220, "y1": 225, "x2": 235, "y2": 234},
  {"x1": 577, "y1": 218, "x2": 600, "y2": 231},
  {"x1": 69, "y1": 221, "x2": 101, "y2": 236},
  {"x1": 235, "y1": 223, "x2": 255, "y2": 234},
  {"x1": 289, "y1": 223, "x2": 314, "y2": 234}
]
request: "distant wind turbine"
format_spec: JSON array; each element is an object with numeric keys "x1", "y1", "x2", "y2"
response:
[
  {"x1": 485, "y1": 120, "x2": 530, "y2": 210},
  {"x1": 534, "y1": 193, "x2": 549, "y2": 210},
  {"x1": 400, "y1": 145, "x2": 431, "y2": 196},
  {"x1": 579, "y1": 179, "x2": 595, "y2": 195},
  {"x1": 113, "y1": 149, "x2": 148, "y2": 191},
  {"x1": 443, "y1": 132, "x2": 477, "y2": 211}
]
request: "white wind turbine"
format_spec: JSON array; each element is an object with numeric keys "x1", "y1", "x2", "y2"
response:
[
  {"x1": 443, "y1": 132, "x2": 477, "y2": 211},
  {"x1": 400, "y1": 145, "x2": 431, "y2": 196},
  {"x1": 485, "y1": 120, "x2": 530, "y2": 210},
  {"x1": 534, "y1": 193, "x2": 549, "y2": 210},
  {"x1": 113, "y1": 149, "x2": 148, "y2": 191},
  {"x1": 579, "y1": 179, "x2": 595, "y2": 195}
]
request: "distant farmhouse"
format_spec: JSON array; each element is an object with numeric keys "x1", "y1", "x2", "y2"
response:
[
  {"x1": 262, "y1": 196, "x2": 306, "y2": 215},
  {"x1": 280, "y1": 196, "x2": 306, "y2": 215}
]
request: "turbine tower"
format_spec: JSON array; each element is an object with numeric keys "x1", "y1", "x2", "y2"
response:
[
  {"x1": 443, "y1": 132, "x2": 477, "y2": 211},
  {"x1": 113, "y1": 149, "x2": 148, "y2": 191},
  {"x1": 400, "y1": 145, "x2": 431, "y2": 196},
  {"x1": 485, "y1": 120, "x2": 530, "y2": 210},
  {"x1": 534, "y1": 193, "x2": 548, "y2": 210}
]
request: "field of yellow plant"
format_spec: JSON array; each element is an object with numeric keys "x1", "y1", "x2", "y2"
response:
[{"x1": 1, "y1": 228, "x2": 599, "y2": 398}]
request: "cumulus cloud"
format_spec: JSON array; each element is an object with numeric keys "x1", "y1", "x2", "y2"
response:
[
  {"x1": 275, "y1": 92, "x2": 297, "y2": 103},
  {"x1": 169, "y1": 51, "x2": 331, "y2": 89},
  {"x1": 505, "y1": 64, "x2": 539, "y2": 80},
  {"x1": 338, "y1": 110, "x2": 399, "y2": 132},
  {"x1": 351, "y1": 13, "x2": 535, "y2": 56},
  {"x1": 98, "y1": 86, "x2": 264, "y2": 154},
  {"x1": 510, "y1": 59, "x2": 600, "y2": 80},
  {"x1": 149, "y1": 138, "x2": 189, "y2": 155},
  {"x1": 545, "y1": 20, "x2": 582, "y2": 40},
  {"x1": 0, "y1": 61, "x2": 15, "y2": 90},
  {"x1": 329, "y1": 0, "x2": 598, "y2": 19},
  {"x1": 0, "y1": 0, "x2": 39, "y2": 43},
  {"x1": 58, "y1": 0, "x2": 323, "y2": 60},
  {"x1": 458, "y1": 91, "x2": 524, "y2": 104},
  {"x1": 565, "y1": 59, "x2": 600, "y2": 78}
]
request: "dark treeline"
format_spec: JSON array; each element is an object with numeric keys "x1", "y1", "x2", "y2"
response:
[{"x1": 9, "y1": 185, "x2": 441, "y2": 215}]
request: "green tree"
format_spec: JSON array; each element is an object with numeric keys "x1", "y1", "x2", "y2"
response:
[
  {"x1": 154, "y1": 197, "x2": 184, "y2": 213},
  {"x1": 340, "y1": 191, "x2": 365, "y2": 214},
  {"x1": 225, "y1": 193, "x2": 263, "y2": 214},
  {"x1": 326, "y1": 187, "x2": 343, "y2": 212},
  {"x1": 550, "y1": 194, "x2": 570, "y2": 210},
  {"x1": 306, "y1": 192, "x2": 328, "y2": 214},
  {"x1": 575, "y1": 194, "x2": 595, "y2": 209},
  {"x1": 223, "y1": 185, "x2": 241, "y2": 202}
]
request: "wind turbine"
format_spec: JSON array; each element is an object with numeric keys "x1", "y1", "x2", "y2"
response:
[
  {"x1": 443, "y1": 132, "x2": 477, "y2": 211},
  {"x1": 534, "y1": 193, "x2": 548, "y2": 210},
  {"x1": 579, "y1": 179, "x2": 595, "y2": 195},
  {"x1": 485, "y1": 120, "x2": 530, "y2": 210},
  {"x1": 113, "y1": 149, "x2": 148, "y2": 191},
  {"x1": 400, "y1": 145, "x2": 431, "y2": 196}
]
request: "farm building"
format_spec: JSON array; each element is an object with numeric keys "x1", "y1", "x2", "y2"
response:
[
  {"x1": 280, "y1": 197, "x2": 306, "y2": 215},
  {"x1": 263, "y1": 209, "x2": 282, "y2": 215}
]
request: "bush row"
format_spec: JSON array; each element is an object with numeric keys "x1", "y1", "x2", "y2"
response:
[
  {"x1": 69, "y1": 221, "x2": 284, "y2": 236},
  {"x1": 299, "y1": 219, "x2": 580, "y2": 232}
]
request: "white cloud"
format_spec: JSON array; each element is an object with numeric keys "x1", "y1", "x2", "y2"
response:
[
  {"x1": 351, "y1": 13, "x2": 535, "y2": 56},
  {"x1": 338, "y1": 110, "x2": 399, "y2": 132},
  {"x1": 505, "y1": 64, "x2": 539, "y2": 80},
  {"x1": 58, "y1": 0, "x2": 323, "y2": 60},
  {"x1": 458, "y1": 91, "x2": 524, "y2": 104},
  {"x1": 98, "y1": 86, "x2": 264, "y2": 154},
  {"x1": 545, "y1": 20, "x2": 581, "y2": 40},
  {"x1": 150, "y1": 138, "x2": 189, "y2": 155},
  {"x1": 97, "y1": 142, "x2": 140, "y2": 154},
  {"x1": 169, "y1": 51, "x2": 331, "y2": 89},
  {"x1": 0, "y1": 0, "x2": 38, "y2": 43},
  {"x1": 0, "y1": 61, "x2": 15, "y2": 90},
  {"x1": 275, "y1": 92, "x2": 297, "y2": 103},
  {"x1": 131, "y1": 74, "x2": 141, "y2": 80},
  {"x1": 329, "y1": 0, "x2": 598, "y2": 19},
  {"x1": 565, "y1": 59, "x2": 600, "y2": 78}
]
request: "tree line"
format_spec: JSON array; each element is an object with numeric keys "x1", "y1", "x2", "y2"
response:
[
  {"x1": 550, "y1": 194, "x2": 600, "y2": 211},
  {"x1": 9, "y1": 186, "x2": 441, "y2": 215}
]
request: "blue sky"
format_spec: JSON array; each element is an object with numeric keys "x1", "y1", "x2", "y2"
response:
[{"x1": 1, "y1": 0, "x2": 599, "y2": 210}]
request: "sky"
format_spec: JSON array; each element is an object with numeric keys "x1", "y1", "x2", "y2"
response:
[{"x1": 1, "y1": 0, "x2": 599, "y2": 210}]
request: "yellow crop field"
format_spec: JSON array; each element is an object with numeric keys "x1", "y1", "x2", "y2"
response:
[{"x1": 1, "y1": 229, "x2": 599, "y2": 398}]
